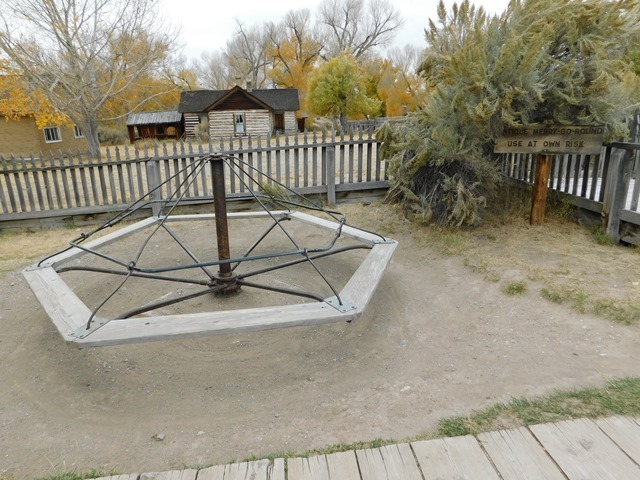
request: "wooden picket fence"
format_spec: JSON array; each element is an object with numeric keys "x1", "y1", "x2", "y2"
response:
[{"x1": 0, "y1": 130, "x2": 388, "y2": 227}]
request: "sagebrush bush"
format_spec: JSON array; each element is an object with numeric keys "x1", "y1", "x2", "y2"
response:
[{"x1": 380, "y1": 0, "x2": 640, "y2": 227}]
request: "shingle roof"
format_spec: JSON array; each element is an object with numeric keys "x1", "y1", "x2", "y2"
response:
[
  {"x1": 126, "y1": 111, "x2": 182, "y2": 126},
  {"x1": 178, "y1": 87, "x2": 300, "y2": 113}
]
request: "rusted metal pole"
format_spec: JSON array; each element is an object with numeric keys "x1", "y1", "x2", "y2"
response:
[
  {"x1": 211, "y1": 156, "x2": 232, "y2": 277},
  {"x1": 530, "y1": 153, "x2": 553, "y2": 225}
]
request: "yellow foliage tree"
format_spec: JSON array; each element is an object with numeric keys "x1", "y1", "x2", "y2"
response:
[
  {"x1": 266, "y1": 10, "x2": 323, "y2": 115},
  {"x1": 0, "y1": 61, "x2": 70, "y2": 128}
]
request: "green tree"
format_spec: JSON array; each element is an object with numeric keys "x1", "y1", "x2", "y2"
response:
[
  {"x1": 380, "y1": 0, "x2": 640, "y2": 227},
  {"x1": 307, "y1": 52, "x2": 382, "y2": 130}
]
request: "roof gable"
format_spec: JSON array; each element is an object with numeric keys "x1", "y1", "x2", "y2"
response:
[{"x1": 179, "y1": 86, "x2": 300, "y2": 113}]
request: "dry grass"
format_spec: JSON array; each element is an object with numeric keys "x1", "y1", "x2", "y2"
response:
[
  {"x1": 343, "y1": 197, "x2": 640, "y2": 325},
  {"x1": 0, "y1": 229, "x2": 74, "y2": 276}
]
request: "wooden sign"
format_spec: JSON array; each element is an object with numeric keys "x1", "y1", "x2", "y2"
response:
[{"x1": 495, "y1": 125, "x2": 604, "y2": 155}]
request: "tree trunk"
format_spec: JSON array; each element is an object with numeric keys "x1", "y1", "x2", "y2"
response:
[
  {"x1": 82, "y1": 116, "x2": 101, "y2": 156},
  {"x1": 339, "y1": 113, "x2": 347, "y2": 133}
]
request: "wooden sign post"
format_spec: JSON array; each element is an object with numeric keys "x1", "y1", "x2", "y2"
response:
[
  {"x1": 529, "y1": 154, "x2": 552, "y2": 225},
  {"x1": 495, "y1": 125, "x2": 604, "y2": 225}
]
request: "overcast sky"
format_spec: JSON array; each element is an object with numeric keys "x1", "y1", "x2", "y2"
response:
[{"x1": 160, "y1": 0, "x2": 512, "y2": 61}]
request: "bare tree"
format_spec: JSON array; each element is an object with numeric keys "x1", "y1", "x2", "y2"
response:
[
  {"x1": 318, "y1": 0, "x2": 404, "y2": 59},
  {"x1": 387, "y1": 44, "x2": 424, "y2": 94},
  {"x1": 192, "y1": 50, "x2": 235, "y2": 90},
  {"x1": 0, "y1": 0, "x2": 177, "y2": 154},
  {"x1": 226, "y1": 20, "x2": 271, "y2": 89}
]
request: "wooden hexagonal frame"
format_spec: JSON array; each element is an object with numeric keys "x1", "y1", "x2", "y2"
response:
[{"x1": 24, "y1": 211, "x2": 397, "y2": 347}]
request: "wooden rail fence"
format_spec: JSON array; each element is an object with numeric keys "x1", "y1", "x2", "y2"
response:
[
  {"x1": 0, "y1": 130, "x2": 388, "y2": 228},
  {"x1": 503, "y1": 142, "x2": 640, "y2": 244}
]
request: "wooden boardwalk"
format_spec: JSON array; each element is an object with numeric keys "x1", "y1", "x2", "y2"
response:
[{"x1": 94, "y1": 416, "x2": 640, "y2": 480}]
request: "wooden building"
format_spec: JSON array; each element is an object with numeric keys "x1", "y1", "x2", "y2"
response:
[
  {"x1": 126, "y1": 110, "x2": 183, "y2": 143},
  {"x1": 178, "y1": 86, "x2": 300, "y2": 138}
]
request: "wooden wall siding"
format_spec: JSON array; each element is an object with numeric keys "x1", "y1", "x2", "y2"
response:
[
  {"x1": 208, "y1": 111, "x2": 235, "y2": 137},
  {"x1": 0, "y1": 130, "x2": 387, "y2": 223},
  {"x1": 184, "y1": 114, "x2": 199, "y2": 137},
  {"x1": 285, "y1": 112, "x2": 297, "y2": 134},
  {"x1": 246, "y1": 110, "x2": 271, "y2": 136},
  {"x1": 208, "y1": 110, "x2": 272, "y2": 137},
  {"x1": 211, "y1": 91, "x2": 266, "y2": 111}
]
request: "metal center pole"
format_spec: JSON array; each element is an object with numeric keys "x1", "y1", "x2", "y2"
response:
[{"x1": 210, "y1": 156, "x2": 235, "y2": 283}]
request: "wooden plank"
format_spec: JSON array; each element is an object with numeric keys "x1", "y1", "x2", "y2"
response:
[
  {"x1": 38, "y1": 216, "x2": 160, "y2": 267},
  {"x1": 284, "y1": 141, "x2": 291, "y2": 189},
  {"x1": 196, "y1": 465, "x2": 226, "y2": 480},
  {"x1": 630, "y1": 152, "x2": 640, "y2": 210},
  {"x1": 604, "y1": 149, "x2": 630, "y2": 243},
  {"x1": 31, "y1": 157, "x2": 44, "y2": 211},
  {"x1": 227, "y1": 460, "x2": 270, "y2": 480},
  {"x1": 340, "y1": 242, "x2": 398, "y2": 310},
  {"x1": 140, "y1": 470, "x2": 198, "y2": 480},
  {"x1": 287, "y1": 211, "x2": 391, "y2": 244},
  {"x1": 478, "y1": 427, "x2": 565, "y2": 479},
  {"x1": 326, "y1": 451, "x2": 360, "y2": 479},
  {"x1": 530, "y1": 154, "x2": 552, "y2": 225},
  {"x1": 411, "y1": 436, "x2": 500, "y2": 479},
  {"x1": 325, "y1": 146, "x2": 336, "y2": 204},
  {"x1": 530, "y1": 418, "x2": 640, "y2": 479},
  {"x1": 348, "y1": 139, "x2": 354, "y2": 184},
  {"x1": 75, "y1": 301, "x2": 352, "y2": 347},
  {"x1": 365, "y1": 143, "x2": 372, "y2": 182},
  {"x1": 595, "y1": 416, "x2": 640, "y2": 464},
  {"x1": 270, "y1": 458, "x2": 285, "y2": 480},
  {"x1": 12, "y1": 162, "x2": 26, "y2": 211},
  {"x1": 287, "y1": 455, "x2": 329, "y2": 479},
  {"x1": 356, "y1": 444, "x2": 422, "y2": 480},
  {"x1": 22, "y1": 266, "x2": 96, "y2": 335},
  {"x1": 20, "y1": 156, "x2": 36, "y2": 212},
  {"x1": 163, "y1": 212, "x2": 290, "y2": 223},
  {"x1": 92, "y1": 475, "x2": 139, "y2": 480},
  {"x1": 198, "y1": 460, "x2": 269, "y2": 480}
]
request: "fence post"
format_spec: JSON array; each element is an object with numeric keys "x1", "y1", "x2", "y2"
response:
[
  {"x1": 325, "y1": 145, "x2": 336, "y2": 205},
  {"x1": 145, "y1": 159, "x2": 162, "y2": 217},
  {"x1": 530, "y1": 153, "x2": 553, "y2": 225},
  {"x1": 602, "y1": 147, "x2": 631, "y2": 244}
]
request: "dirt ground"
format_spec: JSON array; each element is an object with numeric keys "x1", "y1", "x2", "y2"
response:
[{"x1": 1, "y1": 203, "x2": 639, "y2": 479}]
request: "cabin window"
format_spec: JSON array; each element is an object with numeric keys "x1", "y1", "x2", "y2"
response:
[
  {"x1": 74, "y1": 125, "x2": 84, "y2": 138},
  {"x1": 43, "y1": 126, "x2": 62, "y2": 143},
  {"x1": 234, "y1": 113, "x2": 245, "y2": 134}
]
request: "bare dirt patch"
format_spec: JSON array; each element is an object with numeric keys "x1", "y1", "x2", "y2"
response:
[{"x1": 1, "y1": 203, "x2": 639, "y2": 479}]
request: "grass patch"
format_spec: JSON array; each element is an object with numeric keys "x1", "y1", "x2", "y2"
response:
[
  {"x1": 591, "y1": 225, "x2": 614, "y2": 246},
  {"x1": 540, "y1": 285, "x2": 639, "y2": 324},
  {"x1": 503, "y1": 281, "x2": 527, "y2": 295},
  {"x1": 434, "y1": 377, "x2": 640, "y2": 437},
  {"x1": 594, "y1": 299, "x2": 640, "y2": 325},
  {"x1": 428, "y1": 229, "x2": 467, "y2": 255},
  {"x1": 33, "y1": 470, "x2": 110, "y2": 480},
  {"x1": 540, "y1": 286, "x2": 588, "y2": 314}
]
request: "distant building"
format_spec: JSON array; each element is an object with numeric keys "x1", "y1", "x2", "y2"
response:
[
  {"x1": 0, "y1": 115, "x2": 87, "y2": 157},
  {"x1": 178, "y1": 85, "x2": 300, "y2": 138},
  {"x1": 126, "y1": 110, "x2": 183, "y2": 143}
]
